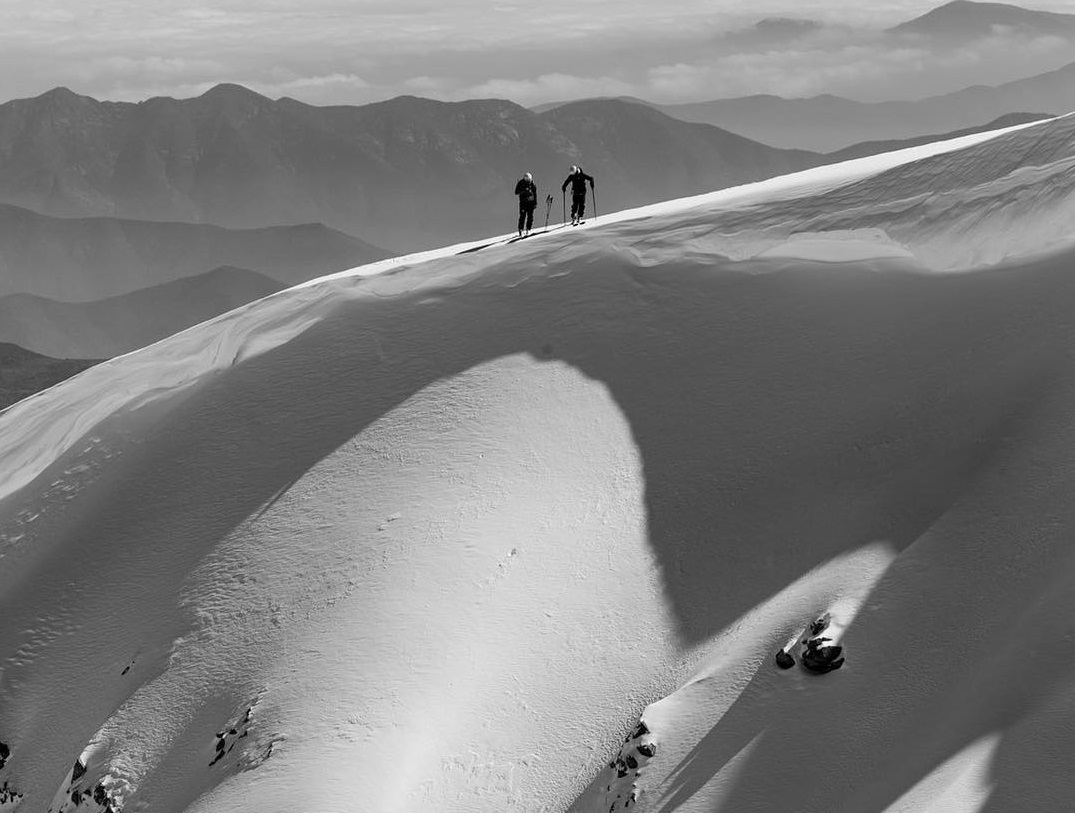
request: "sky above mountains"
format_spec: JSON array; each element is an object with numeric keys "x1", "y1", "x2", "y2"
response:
[{"x1": 3, "y1": 1, "x2": 1075, "y2": 105}]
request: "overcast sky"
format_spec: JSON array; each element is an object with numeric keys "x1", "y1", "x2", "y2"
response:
[{"x1": 2, "y1": 0, "x2": 1075, "y2": 106}]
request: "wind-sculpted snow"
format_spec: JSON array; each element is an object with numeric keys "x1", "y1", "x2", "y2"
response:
[
  {"x1": 630, "y1": 112, "x2": 1075, "y2": 270},
  {"x1": 2, "y1": 114, "x2": 1075, "y2": 812}
]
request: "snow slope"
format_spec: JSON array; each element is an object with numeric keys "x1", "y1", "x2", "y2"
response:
[{"x1": 2, "y1": 112, "x2": 1075, "y2": 813}]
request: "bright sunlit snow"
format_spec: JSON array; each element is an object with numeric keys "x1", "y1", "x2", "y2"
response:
[{"x1": 3, "y1": 111, "x2": 1075, "y2": 813}]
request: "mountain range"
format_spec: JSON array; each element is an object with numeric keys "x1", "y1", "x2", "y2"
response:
[
  {"x1": 651, "y1": 60, "x2": 1075, "y2": 151},
  {"x1": 0, "y1": 203, "x2": 388, "y2": 301},
  {"x1": 0, "y1": 85, "x2": 825, "y2": 253},
  {"x1": 0, "y1": 81, "x2": 1059, "y2": 265},
  {"x1": 526, "y1": 3, "x2": 1075, "y2": 151},
  {"x1": 730, "y1": 1, "x2": 1075, "y2": 45}
]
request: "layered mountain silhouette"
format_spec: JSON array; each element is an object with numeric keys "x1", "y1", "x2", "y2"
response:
[
  {"x1": 654, "y1": 61, "x2": 1075, "y2": 150},
  {"x1": 0, "y1": 203, "x2": 388, "y2": 300},
  {"x1": 4, "y1": 82, "x2": 1045, "y2": 257},
  {"x1": 889, "y1": 0, "x2": 1075, "y2": 41},
  {"x1": 0, "y1": 343, "x2": 98, "y2": 411},
  {"x1": 0, "y1": 267, "x2": 285, "y2": 359},
  {"x1": 3, "y1": 70, "x2": 1067, "y2": 260},
  {"x1": 0, "y1": 86, "x2": 824, "y2": 252}
]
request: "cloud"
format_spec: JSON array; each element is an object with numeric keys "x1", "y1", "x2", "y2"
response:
[
  {"x1": 461, "y1": 74, "x2": 638, "y2": 105},
  {"x1": 97, "y1": 72, "x2": 372, "y2": 105},
  {"x1": 0, "y1": 1, "x2": 1073, "y2": 108},
  {"x1": 86, "y1": 55, "x2": 228, "y2": 79},
  {"x1": 646, "y1": 39, "x2": 933, "y2": 100},
  {"x1": 249, "y1": 73, "x2": 371, "y2": 102},
  {"x1": 641, "y1": 24, "x2": 1075, "y2": 102}
]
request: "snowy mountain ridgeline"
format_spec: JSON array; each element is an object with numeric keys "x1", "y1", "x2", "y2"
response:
[
  {"x1": 0, "y1": 86, "x2": 1045, "y2": 365},
  {"x1": 2, "y1": 95, "x2": 1075, "y2": 812},
  {"x1": 0, "y1": 86, "x2": 827, "y2": 362}
]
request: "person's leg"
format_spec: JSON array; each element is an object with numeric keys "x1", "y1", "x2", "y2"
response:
[
  {"x1": 518, "y1": 204, "x2": 526, "y2": 235},
  {"x1": 525, "y1": 206, "x2": 535, "y2": 233}
]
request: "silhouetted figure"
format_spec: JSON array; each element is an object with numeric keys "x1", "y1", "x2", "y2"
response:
[
  {"x1": 561, "y1": 165, "x2": 595, "y2": 225},
  {"x1": 514, "y1": 172, "x2": 538, "y2": 235}
]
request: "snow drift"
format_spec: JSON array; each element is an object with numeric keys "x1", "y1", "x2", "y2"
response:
[{"x1": 2, "y1": 112, "x2": 1075, "y2": 813}]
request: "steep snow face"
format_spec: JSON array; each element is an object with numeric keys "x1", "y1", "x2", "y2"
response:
[{"x1": 3, "y1": 113, "x2": 1075, "y2": 813}]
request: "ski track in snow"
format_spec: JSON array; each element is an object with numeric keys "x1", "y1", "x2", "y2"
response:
[{"x1": 2, "y1": 112, "x2": 1075, "y2": 812}]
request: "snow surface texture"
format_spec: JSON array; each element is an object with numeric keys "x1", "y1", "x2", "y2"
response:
[{"x1": 2, "y1": 113, "x2": 1075, "y2": 813}]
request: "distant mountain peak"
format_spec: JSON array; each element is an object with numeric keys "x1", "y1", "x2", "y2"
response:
[
  {"x1": 724, "y1": 15, "x2": 823, "y2": 44},
  {"x1": 754, "y1": 17, "x2": 821, "y2": 33},
  {"x1": 39, "y1": 86, "x2": 80, "y2": 99},
  {"x1": 198, "y1": 83, "x2": 270, "y2": 104},
  {"x1": 889, "y1": 0, "x2": 1075, "y2": 36},
  {"x1": 910, "y1": 0, "x2": 1025, "y2": 14},
  {"x1": 30, "y1": 86, "x2": 94, "y2": 108}
]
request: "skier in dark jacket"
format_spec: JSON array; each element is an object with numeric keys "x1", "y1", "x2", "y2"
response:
[
  {"x1": 514, "y1": 172, "x2": 538, "y2": 236},
  {"x1": 561, "y1": 165, "x2": 594, "y2": 226}
]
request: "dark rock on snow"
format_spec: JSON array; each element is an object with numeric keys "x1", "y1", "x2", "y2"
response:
[{"x1": 801, "y1": 640, "x2": 845, "y2": 674}]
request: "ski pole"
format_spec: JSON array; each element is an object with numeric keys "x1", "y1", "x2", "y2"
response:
[
  {"x1": 592, "y1": 185, "x2": 598, "y2": 220},
  {"x1": 562, "y1": 194, "x2": 566, "y2": 225},
  {"x1": 545, "y1": 194, "x2": 553, "y2": 230}
]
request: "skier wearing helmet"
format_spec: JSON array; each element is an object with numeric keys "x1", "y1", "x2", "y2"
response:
[
  {"x1": 514, "y1": 171, "x2": 538, "y2": 236},
  {"x1": 561, "y1": 165, "x2": 594, "y2": 226}
]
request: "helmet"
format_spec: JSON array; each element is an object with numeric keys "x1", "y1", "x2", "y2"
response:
[
  {"x1": 570, "y1": 165, "x2": 579, "y2": 174},
  {"x1": 524, "y1": 172, "x2": 532, "y2": 181}
]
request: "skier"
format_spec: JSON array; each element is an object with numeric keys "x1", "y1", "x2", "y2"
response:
[
  {"x1": 514, "y1": 172, "x2": 538, "y2": 236},
  {"x1": 561, "y1": 165, "x2": 595, "y2": 226}
]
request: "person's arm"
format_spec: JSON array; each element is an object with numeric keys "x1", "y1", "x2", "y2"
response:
[
  {"x1": 584, "y1": 172, "x2": 595, "y2": 188},
  {"x1": 514, "y1": 179, "x2": 523, "y2": 195},
  {"x1": 561, "y1": 177, "x2": 570, "y2": 193}
]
